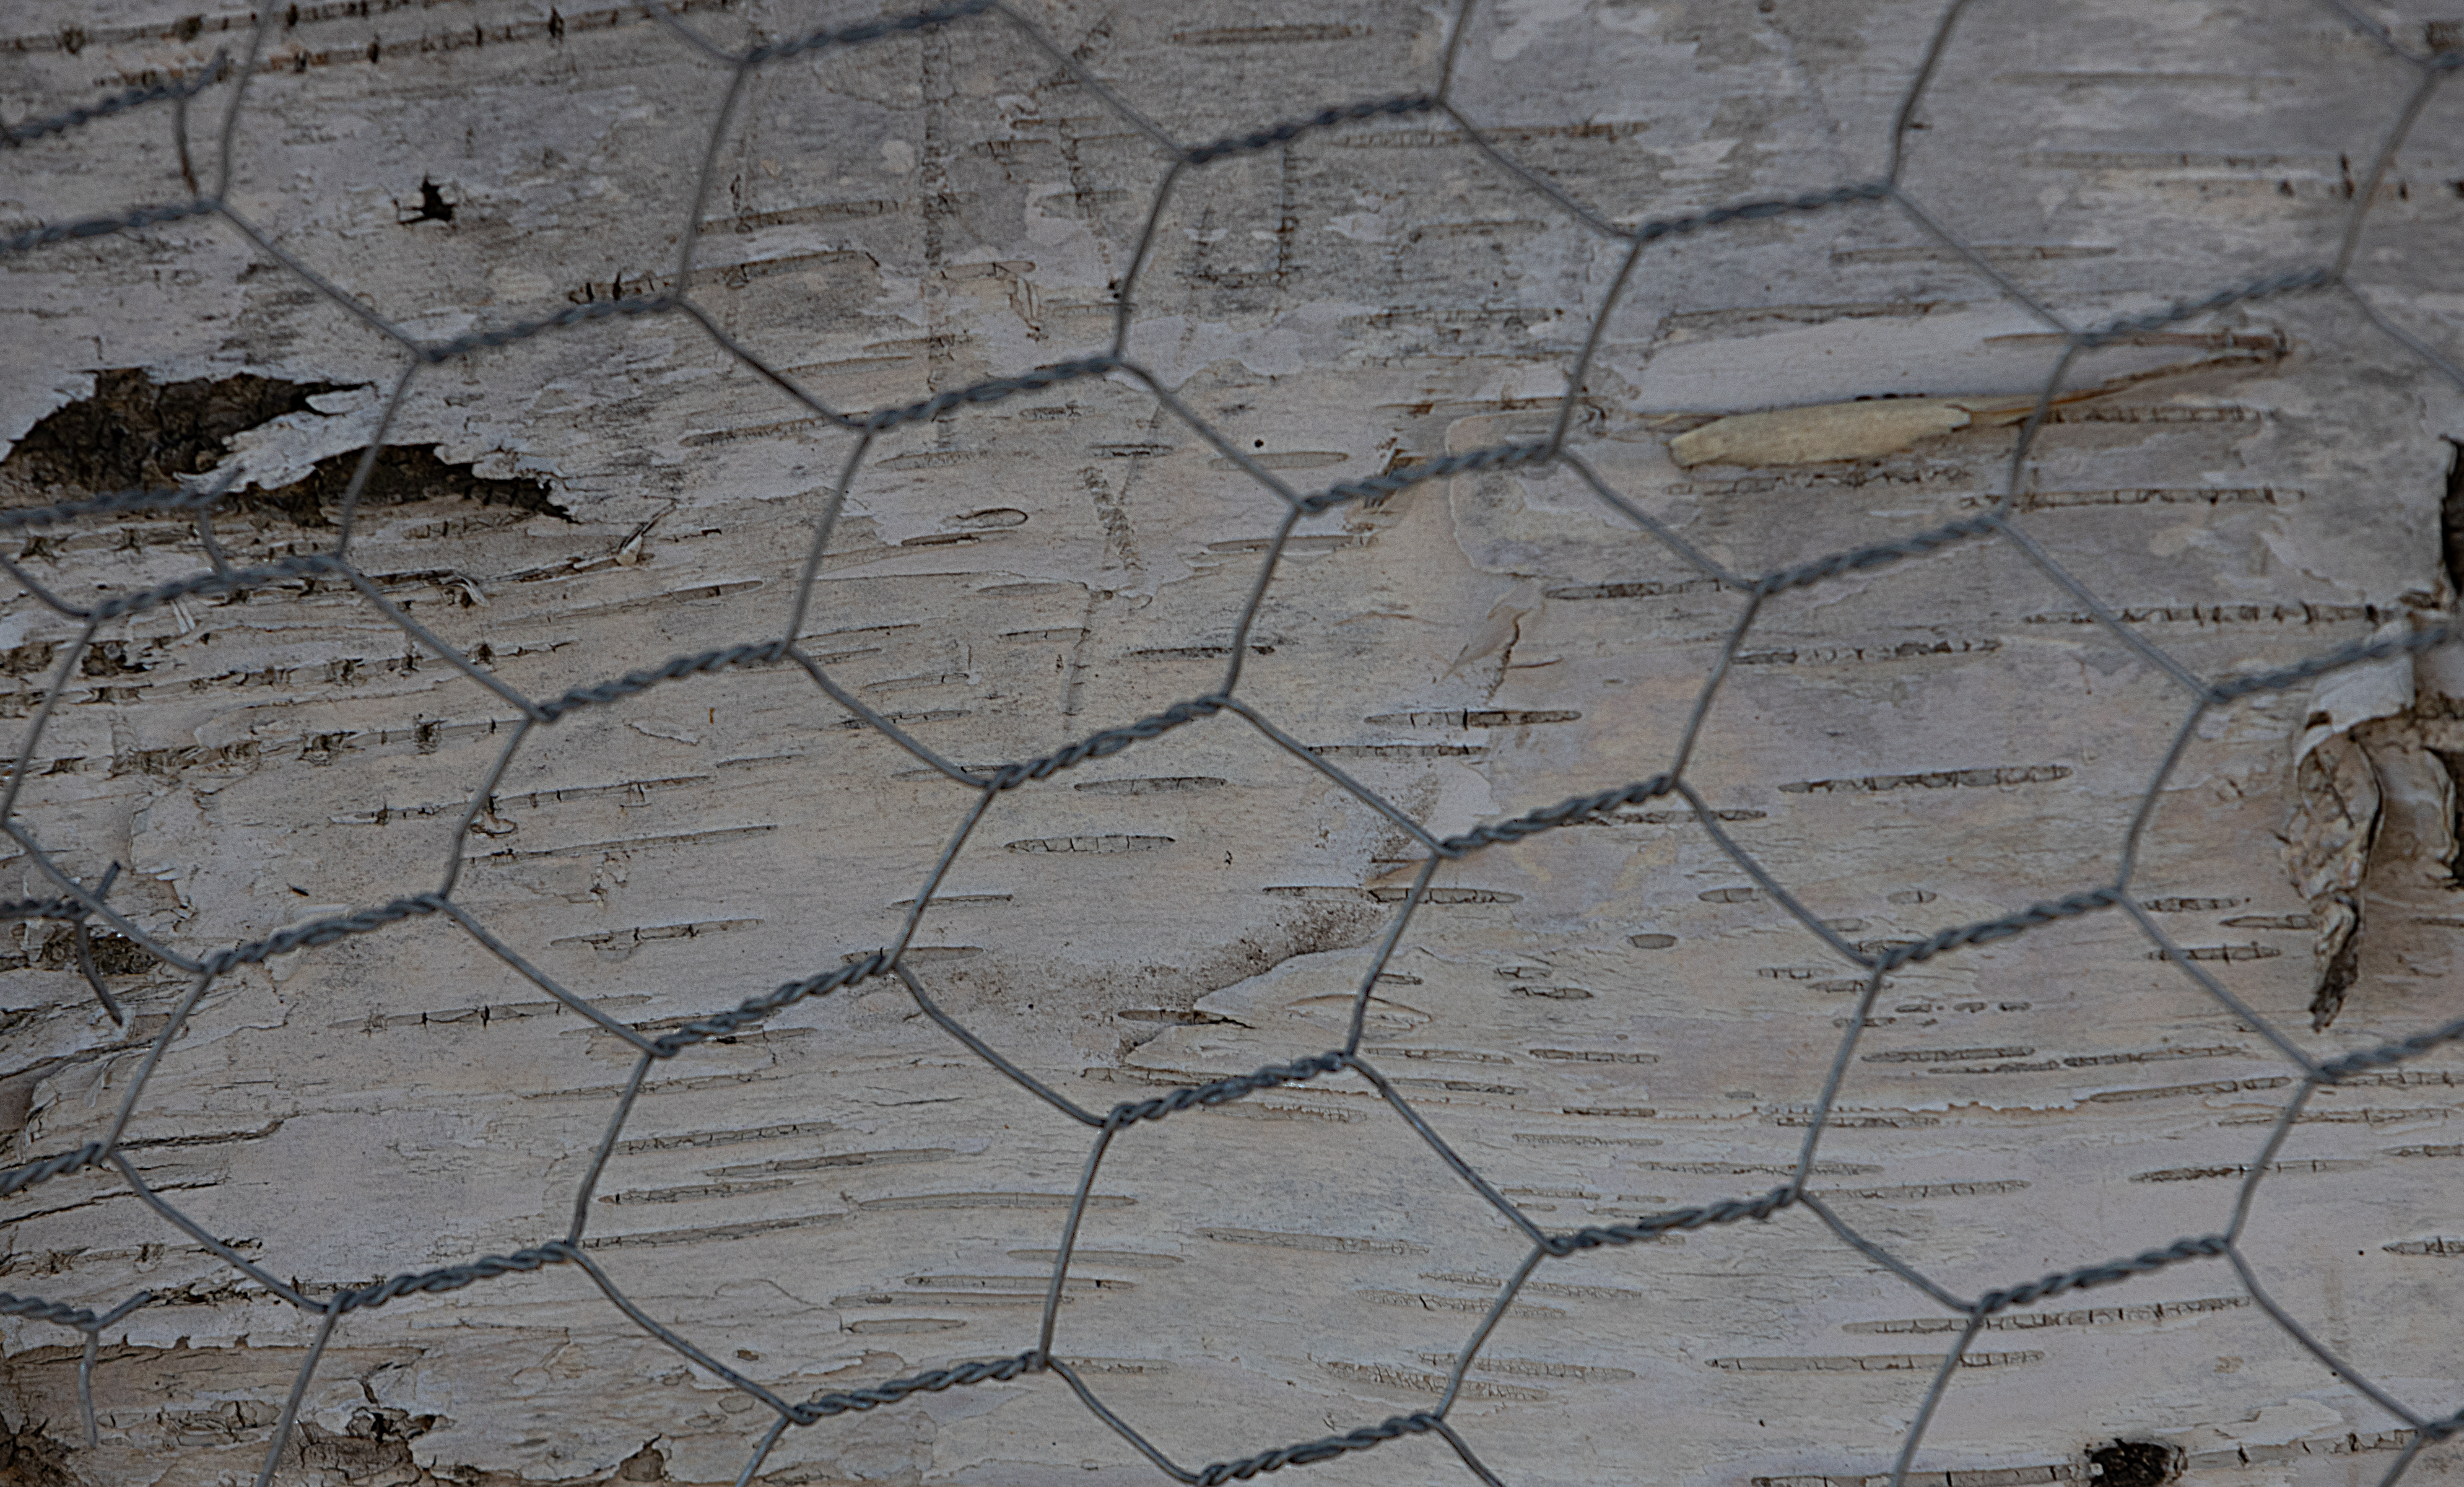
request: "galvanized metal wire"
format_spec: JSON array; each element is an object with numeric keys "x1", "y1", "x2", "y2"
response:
[{"x1": 1, "y1": 1, "x2": 2462, "y2": 1484}]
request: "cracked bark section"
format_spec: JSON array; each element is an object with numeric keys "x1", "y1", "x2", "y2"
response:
[
  {"x1": 0, "y1": 1414, "x2": 80, "y2": 1487},
  {"x1": 3, "y1": 1335, "x2": 688, "y2": 1485}
]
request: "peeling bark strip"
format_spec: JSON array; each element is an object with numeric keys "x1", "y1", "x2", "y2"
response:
[
  {"x1": 0, "y1": 370, "x2": 564, "y2": 524},
  {"x1": 5, "y1": 2, "x2": 2464, "y2": 1487}
]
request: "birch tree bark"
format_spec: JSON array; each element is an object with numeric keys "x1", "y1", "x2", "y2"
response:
[{"x1": 2, "y1": 2, "x2": 2463, "y2": 1486}]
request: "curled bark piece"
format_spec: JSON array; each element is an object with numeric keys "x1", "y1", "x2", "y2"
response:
[{"x1": 1667, "y1": 340, "x2": 2284, "y2": 469}]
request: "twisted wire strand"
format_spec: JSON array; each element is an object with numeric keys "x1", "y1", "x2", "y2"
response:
[{"x1": 3, "y1": 54, "x2": 231, "y2": 146}]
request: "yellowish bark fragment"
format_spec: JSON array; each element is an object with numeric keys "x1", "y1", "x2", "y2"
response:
[{"x1": 1667, "y1": 344, "x2": 2282, "y2": 467}]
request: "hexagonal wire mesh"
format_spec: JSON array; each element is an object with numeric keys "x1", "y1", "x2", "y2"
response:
[{"x1": 3, "y1": 2, "x2": 2463, "y2": 1486}]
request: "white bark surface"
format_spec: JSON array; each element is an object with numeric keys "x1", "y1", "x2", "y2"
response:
[{"x1": 2, "y1": 2, "x2": 2463, "y2": 1485}]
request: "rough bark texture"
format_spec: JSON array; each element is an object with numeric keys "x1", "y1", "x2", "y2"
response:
[{"x1": 3, "y1": 3, "x2": 2464, "y2": 1486}]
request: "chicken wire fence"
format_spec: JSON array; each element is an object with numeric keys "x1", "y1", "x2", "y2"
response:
[{"x1": 2, "y1": 0, "x2": 2464, "y2": 1484}]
